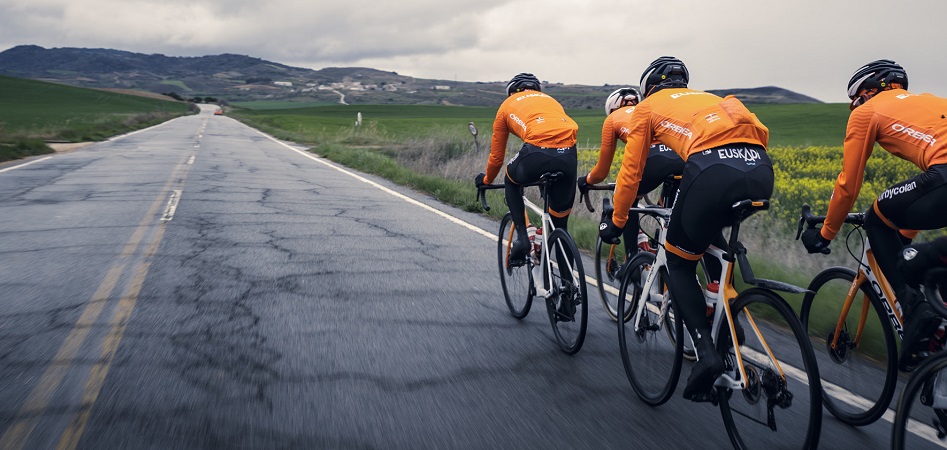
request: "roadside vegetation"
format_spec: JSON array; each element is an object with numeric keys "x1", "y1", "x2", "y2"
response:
[
  {"x1": 229, "y1": 101, "x2": 937, "y2": 314},
  {"x1": 0, "y1": 75, "x2": 195, "y2": 163}
]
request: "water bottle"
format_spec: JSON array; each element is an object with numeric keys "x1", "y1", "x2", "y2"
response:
[{"x1": 704, "y1": 281, "x2": 719, "y2": 321}]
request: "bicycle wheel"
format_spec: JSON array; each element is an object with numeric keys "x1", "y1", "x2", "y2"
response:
[
  {"x1": 892, "y1": 353, "x2": 947, "y2": 449},
  {"x1": 595, "y1": 237, "x2": 631, "y2": 322},
  {"x1": 545, "y1": 228, "x2": 588, "y2": 354},
  {"x1": 618, "y1": 251, "x2": 683, "y2": 405},
  {"x1": 718, "y1": 288, "x2": 822, "y2": 450},
  {"x1": 497, "y1": 213, "x2": 533, "y2": 319},
  {"x1": 799, "y1": 266, "x2": 898, "y2": 426}
]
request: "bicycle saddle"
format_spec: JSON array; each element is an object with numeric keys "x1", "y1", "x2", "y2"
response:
[{"x1": 730, "y1": 199, "x2": 769, "y2": 224}]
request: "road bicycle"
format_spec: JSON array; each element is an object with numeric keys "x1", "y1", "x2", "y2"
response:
[
  {"x1": 892, "y1": 268, "x2": 947, "y2": 449},
  {"x1": 580, "y1": 175, "x2": 681, "y2": 322},
  {"x1": 795, "y1": 205, "x2": 943, "y2": 426},
  {"x1": 477, "y1": 172, "x2": 588, "y2": 354},
  {"x1": 616, "y1": 198, "x2": 822, "y2": 449}
]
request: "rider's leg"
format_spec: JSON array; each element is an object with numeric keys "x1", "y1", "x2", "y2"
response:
[
  {"x1": 870, "y1": 165, "x2": 947, "y2": 370},
  {"x1": 503, "y1": 177, "x2": 530, "y2": 265},
  {"x1": 666, "y1": 251, "x2": 723, "y2": 399}
]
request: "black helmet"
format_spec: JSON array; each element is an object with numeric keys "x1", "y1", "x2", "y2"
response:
[
  {"x1": 639, "y1": 56, "x2": 689, "y2": 98},
  {"x1": 847, "y1": 59, "x2": 908, "y2": 100},
  {"x1": 604, "y1": 87, "x2": 641, "y2": 115},
  {"x1": 506, "y1": 73, "x2": 541, "y2": 96}
]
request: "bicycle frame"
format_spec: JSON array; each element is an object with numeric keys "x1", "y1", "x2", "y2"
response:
[
  {"x1": 498, "y1": 188, "x2": 575, "y2": 300},
  {"x1": 630, "y1": 205, "x2": 791, "y2": 392},
  {"x1": 831, "y1": 232, "x2": 905, "y2": 349},
  {"x1": 705, "y1": 245, "x2": 786, "y2": 392}
]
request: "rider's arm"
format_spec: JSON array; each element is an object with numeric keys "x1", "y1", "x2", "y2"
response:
[
  {"x1": 586, "y1": 115, "x2": 619, "y2": 185},
  {"x1": 611, "y1": 110, "x2": 653, "y2": 228},
  {"x1": 823, "y1": 105, "x2": 879, "y2": 240},
  {"x1": 485, "y1": 105, "x2": 511, "y2": 183}
]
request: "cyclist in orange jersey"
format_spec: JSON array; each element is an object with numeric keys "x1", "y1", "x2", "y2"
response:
[
  {"x1": 474, "y1": 73, "x2": 579, "y2": 265},
  {"x1": 800, "y1": 60, "x2": 947, "y2": 370},
  {"x1": 578, "y1": 87, "x2": 685, "y2": 256},
  {"x1": 598, "y1": 57, "x2": 772, "y2": 401}
]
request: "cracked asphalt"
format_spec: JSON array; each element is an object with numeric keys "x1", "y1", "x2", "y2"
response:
[{"x1": 0, "y1": 105, "x2": 931, "y2": 449}]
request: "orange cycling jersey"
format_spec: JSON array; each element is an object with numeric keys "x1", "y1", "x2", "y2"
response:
[
  {"x1": 587, "y1": 105, "x2": 635, "y2": 184},
  {"x1": 611, "y1": 88, "x2": 769, "y2": 227},
  {"x1": 822, "y1": 89, "x2": 947, "y2": 240},
  {"x1": 485, "y1": 91, "x2": 578, "y2": 182}
]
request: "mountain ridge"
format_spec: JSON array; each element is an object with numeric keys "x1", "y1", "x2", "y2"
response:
[{"x1": 0, "y1": 45, "x2": 823, "y2": 106}]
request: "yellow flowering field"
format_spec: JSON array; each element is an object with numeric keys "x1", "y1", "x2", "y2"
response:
[{"x1": 577, "y1": 145, "x2": 922, "y2": 230}]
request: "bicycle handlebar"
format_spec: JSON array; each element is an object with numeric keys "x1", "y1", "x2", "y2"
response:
[
  {"x1": 579, "y1": 183, "x2": 615, "y2": 213},
  {"x1": 795, "y1": 204, "x2": 865, "y2": 240},
  {"x1": 476, "y1": 184, "x2": 504, "y2": 211}
]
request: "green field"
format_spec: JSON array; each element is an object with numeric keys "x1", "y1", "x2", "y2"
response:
[{"x1": 0, "y1": 75, "x2": 194, "y2": 162}]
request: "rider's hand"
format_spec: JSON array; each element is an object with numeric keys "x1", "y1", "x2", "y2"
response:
[
  {"x1": 599, "y1": 210, "x2": 623, "y2": 245},
  {"x1": 801, "y1": 227, "x2": 831, "y2": 254},
  {"x1": 577, "y1": 175, "x2": 590, "y2": 195},
  {"x1": 474, "y1": 172, "x2": 487, "y2": 189}
]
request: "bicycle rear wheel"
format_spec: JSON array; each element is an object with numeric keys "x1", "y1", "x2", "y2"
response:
[
  {"x1": 595, "y1": 237, "x2": 631, "y2": 322},
  {"x1": 718, "y1": 288, "x2": 822, "y2": 450},
  {"x1": 618, "y1": 252, "x2": 683, "y2": 405},
  {"x1": 892, "y1": 353, "x2": 947, "y2": 449},
  {"x1": 545, "y1": 228, "x2": 588, "y2": 354},
  {"x1": 497, "y1": 213, "x2": 533, "y2": 319},
  {"x1": 800, "y1": 266, "x2": 898, "y2": 426}
]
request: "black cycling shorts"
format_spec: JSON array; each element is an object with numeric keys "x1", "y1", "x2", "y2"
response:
[
  {"x1": 639, "y1": 143, "x2": 685, "y2": 202},
  {"x1": 874, "y1": 164, "x2": 947, "y2": 231},
  {"x1": 666, "y1": 144, "x2": 774, "y2": 259},
  {"x1": 506, "y1": 143, "x2": 578, "y2": 216}
]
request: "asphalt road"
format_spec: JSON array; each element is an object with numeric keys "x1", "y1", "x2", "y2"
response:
[{"x1": 0, "y1": 105, "x2": 942, "y2": 449}]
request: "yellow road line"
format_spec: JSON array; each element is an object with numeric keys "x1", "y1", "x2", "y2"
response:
[
  {"x1": 56, "y1": 224, "x2": 166, "y2": 450},
  {"x1": 0, "y1": 155, "x2": 191, "y2": 450}
]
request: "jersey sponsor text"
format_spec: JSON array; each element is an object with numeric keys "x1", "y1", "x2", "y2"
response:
[{"x1": 891, "y1": 123, "x2": 936, "y2": 147}]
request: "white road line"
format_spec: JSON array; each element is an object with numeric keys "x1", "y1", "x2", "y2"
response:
[
  {"x1": 160, "y1": 190, "x2": 182, "y2": 222},
  {"x1": 0, "y1": 156, "x2": 53, "y2": 173},
  {"x1": 187, "y1": 155, "x2": 196, "y2": 165},
  {"x1": 255, "y1": 130, "x2": 496, "y2": 241},
  {"x1": 259, "y1": 129, "x2": 939, "y2": 442}
]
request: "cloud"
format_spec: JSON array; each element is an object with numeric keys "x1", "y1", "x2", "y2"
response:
[{"x1": 2, "y1": 0, "x2": 947, "y2": 102}]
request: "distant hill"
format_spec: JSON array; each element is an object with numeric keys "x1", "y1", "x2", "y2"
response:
[{"x1": 0, "y1": 45, "x2": 822, "y2": 106}]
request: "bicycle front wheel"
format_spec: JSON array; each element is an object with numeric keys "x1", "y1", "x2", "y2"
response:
[
  {"x1": 545, "y1": 229, "x2": 588, "y2": 354},
  {"x1": 497, "y1": 213, "x2": 533, "y2": 319},
  {"x1": 800, "y1": 266, "x2": 898, "y2": 426},
  {"x1": 618, "y1": 251, "x2": 683, "y2": 405},
  {"x1": 595, "y1": 237, "x2": 631, "y2": 322},
  {"x1": 892, "y1": 353, "x2": 947, "y2": 449},
  {"x1": 718, "y1": 288, "x2": 822, "y2": 450}
]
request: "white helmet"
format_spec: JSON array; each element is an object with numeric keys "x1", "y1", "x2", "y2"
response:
[{"x1": 604, "y1": 87, "x2": 640, "y2": 115}]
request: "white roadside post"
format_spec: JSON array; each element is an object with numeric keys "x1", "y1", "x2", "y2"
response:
[{"x1": 468, "y1": 122, "x2": 481, "y2": 152}]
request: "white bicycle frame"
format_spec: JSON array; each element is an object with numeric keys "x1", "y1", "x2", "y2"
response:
[
  {"x1": 631, "y1": 207, "x2": 789, "y2": 392},
  {"x1": 521, "y1": 196, "x2": 578, "y2": 300}
]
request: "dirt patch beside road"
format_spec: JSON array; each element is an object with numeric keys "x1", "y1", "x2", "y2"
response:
[{"x1": 48, "y1": 142, "x2": 95, "y2": 153}]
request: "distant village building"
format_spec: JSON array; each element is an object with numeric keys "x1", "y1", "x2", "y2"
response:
[
  {"x1": 273, "y1": 81, "x2": 293, "y2": 87},
  {"x1": 433, "y1": 85, "x2": 451, "y2": 90}
]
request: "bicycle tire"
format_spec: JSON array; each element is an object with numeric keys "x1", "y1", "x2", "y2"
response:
[
  {"x1": 545, "y1": 228, "x2": 588, "y2": 354},
  {"x1": 718, "y1": 288, "x2": 822, "y2": 450},
  {"x1": 799, "y1": 266, "x2": 898, "y2": 426},
  {"x1": 595, "y1": 237, "x2": 632, "y2": 322},
  {"x1": 892, "y1": 353, "x2": 947, "y2": 449},
  {"x1": 617, "y1": 251, "x2": 683, "y2": 405},
  {"x1": 497, "y1": 213, "x2": 533, "y2": 319}
]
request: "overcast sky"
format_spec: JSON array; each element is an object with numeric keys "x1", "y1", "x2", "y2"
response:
[{"x1": 1, "y1": 0, "x2": 944, "y2": 103}]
